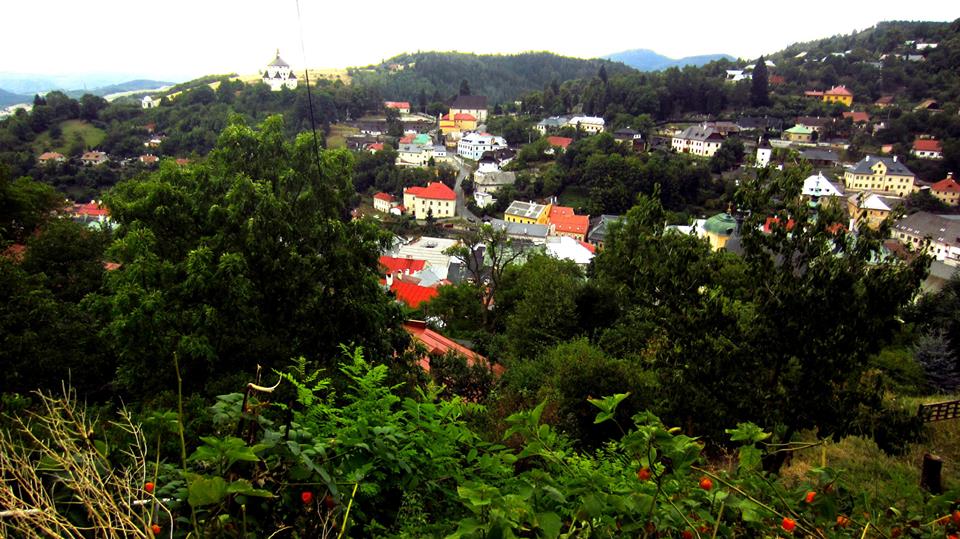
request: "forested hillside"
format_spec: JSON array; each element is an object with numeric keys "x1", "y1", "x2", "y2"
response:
[{"x1": 349, "y1": 51, "x2": 633, "y2": 105}]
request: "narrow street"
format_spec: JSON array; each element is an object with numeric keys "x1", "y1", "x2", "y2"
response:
[{"x1": 452, "y1": 155, "x2": 479, "y2": 222}]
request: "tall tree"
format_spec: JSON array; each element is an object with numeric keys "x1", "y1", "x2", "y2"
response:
[
  {"x1": 459, "y1": 79, "x2": 471, "y2": 96},
  {"x1": 94, "y1": 115, "x2": 406, "y2": 396},
  {"x1": 750, "y1": 56, "x2": 770, "y2": 107}
]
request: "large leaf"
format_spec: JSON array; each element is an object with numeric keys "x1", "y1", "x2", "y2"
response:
[{"x1": 187, "y1": 475, "x2": 228, "y2": 507}]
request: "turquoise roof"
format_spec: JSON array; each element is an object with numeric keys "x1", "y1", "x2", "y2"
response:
[{"x1": 703, "y1": 213, "x2": 737, "y2": 235}]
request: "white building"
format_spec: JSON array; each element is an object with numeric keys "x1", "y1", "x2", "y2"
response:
[
  {"x1": 756, "y1": 139, "x2": 771, "y2": 168},
  {"x1": 725, "y1": 70, "x2": 751, "y2": 83},
  {"x1": 457, "y1": 132, "x2": 507, "y2": 161},
  {"x1": 141, "y1": 95, "x2": 160, "y2": 109},
  {"x1": 545, "y1": 236, "x2": 595, "y2": 267},
  {"x1": 672, "y1": 125, "x2": 725, "y2": 157},
  {"x1": 262, "y1": 50, "x2": 298, "y2": 91},
  {"x1": 474, "y1": 191, "x2": 496, "y2": 208},
  {"x1": 567, "y1": 116, "x2": 605, "y2": 134}
]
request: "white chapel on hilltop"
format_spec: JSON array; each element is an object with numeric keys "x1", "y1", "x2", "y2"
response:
[{"x1": 262, "y1": 50, "x2": 298, "y2": 91}]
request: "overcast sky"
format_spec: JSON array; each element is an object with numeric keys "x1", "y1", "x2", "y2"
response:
[{"x1": 3, "y1": 0, "x2": 959, "y2": 82}]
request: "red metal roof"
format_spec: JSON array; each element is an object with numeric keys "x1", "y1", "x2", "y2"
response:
[
  {"x1": 546, "y1": 136, "x2": 573, "y2": 149},
  {"x1": 385, "y1": 101, "x2": 410, "y2": 109},
  {"x1": 391, "y1": 280, "x2": 438, "y2": 308},
  {"x1": 842, "y1": 111, "x2": 870, "y2": 123},
  {"x1": 913, "y1": 139, "x2": 942, "y2": 153},
  {"x1": 367, "y1": 143, "x2": 385, "y2": 152},
  {"x1": 552, "y1": 214, "x2": 589, "y2": 235},
  {"x1": 403, "y1": 321, "x2": 503, "y2": 375},
  {"x1": 373, "y1": 192, "x2": 395, "y2": 202},
  {"x1": 763, "y1": 216, "x2": 796, "y2": 233},
  {"x1": 932, "y1": 176, "x2": 960, "y2": 193},
  {"x1": 379, "y1": 256, "x2": 426, "y2": 273},
  {"x1": 405, "y1": 182, "x2": 456, "y2": 201}
]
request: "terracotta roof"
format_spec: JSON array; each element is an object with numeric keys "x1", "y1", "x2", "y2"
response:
[
  {"x1": 390, "y1": 280, "x2": 438, "y2": 308},
  {"x1": 384, "y1": 101, "x2": 410, "y2": 109},
  {"x1": 139, "y1": 154, "x2": 158, "y2": 164},
  {"x1": 404, "y1": 182, "x2": 456, "y2": 201},
  {"x1": 552, "y1": 214, "x2": 590, "y2": 235},
  {"x1": 38, "y1": 152, "x2": 64, "y2": 161},
  {"x1": 403, "y1": 320, "x2": 503, "y2": 375},
  {"x1": 373, "y1": 192, "x2": 395, "y2": 202},
  {"x1": 913, "y1": 139, "x2": 942, "y2": 153},
  {"x1": 549, "y1": 205, "x2": 575, "y2": 219},
  {"x1": 399, "y1": 134, "x2": 415, "y2": 144},
  {"x1": 763, "y1": 216, "x2": 796, "y2": 233},
  {"x1": 578, "y1": 240, "x2": 596, "y2": 254},
  {"x1": 71, "y1": 201, "x2": 109, "y2": 217},
  {"x1": 367, "y1": 143, "x2": 385, "y2": 152},
  {"x1": 769, "y1": 75, "x2": 786, "y2": 85},
  {"x1": 546, "y1": 136, "x2": 573, "y2": 149},
  {"x1": 103, "y1": 261, "x2": 121, "y2": 271},
  {"x1": 804, "y1": 90, "x2": 825, "y2": 97},
  {"x1": 875, "y1": 95, "x2": 895, "y2": 105},
  {"x1": 826, "y1": 85, "x2": 852, "y2": 96},
  {"x1": 379, "y1": 256, "x2": 426, "y2": 273},
  {"x1": 932, "y1": 175, "x2": 960, "y2": 194}
]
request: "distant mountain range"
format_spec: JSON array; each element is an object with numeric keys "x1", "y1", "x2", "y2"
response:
[
  {"x1": 603, "y1": 49, "x2": 735, "y2": 71},
  {"x1": 0, "y1": 77, "x2": 173, "y2": 108}
]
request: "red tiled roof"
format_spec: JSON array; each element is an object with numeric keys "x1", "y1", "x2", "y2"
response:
[
  {"x1": 547, "y1": 136, "x2": 573, "y2": 149},
  {"x1": 842, "y1": 111, "x2": 870, "y2": 123},
  {"x1": 391, "y1": 280, "x2": 438, "y2": 308},
  {"x1": 404, "y1": 182, "x2": 456, "y2": 201},
  {"x1": 932, "y1": 176, "x2": 960, "y2": 194},
  {"x1": 578, "y1": 240, "x2": 596, "y2": 254},
  {"x1": 552, "y1": 214, "x2": 590, "y2": 235},
  {"x1": 373, "y1": 192, "x2": 395, "y2": 202},
  {"x1": 72, "y1": 202, "x2": 109, "y2": 217},
  {"x1": 399, "y1": 134, "x2": 415, "y2": 144},
  {"x1": 826, "y1": 85, "x2": 852, "y2": 96},
  {"x1": 103, "y1": 261, "x2": 121, "y2": 271},
  {"x1": 403, "y1": 320, "x2": 503, "y2": 375},
  {"x1": 549, "y1": 205, "x2": 575, "y2": 219},
  {"x1": 38, "y1": 152, "x2": 64, "y2": 161},
  {"x1": 913, "y1": 139, "x2": 942, "y2": 153},
  {"x1": 385, "y1": 101, "x2": 410, "y2": 109},
  {"x1": 367, "y1": 143, "x2": 385, "y2": 152},
  {"x1": 380, "y1": 256, "x2": 426, "y2": 273},
  {"x1": 804, "y1": 90, "x2": 824, "y2": 97},
  {"x1": 769, "y1": 75, "x2": 785, "y2": 85}
]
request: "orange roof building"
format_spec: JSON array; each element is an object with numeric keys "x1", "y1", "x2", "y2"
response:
[
  {"x1": 379, "y1": 255, "x2": 426, "y2": 274},
  {"x1": 823, "y1": 85, "x2": 853, "y2": 106},
  {"x1": 403, "y1": 182, "x2": 456, "y2": 219},
  {"x1": 548, "y1": 205, "x2": 590, "y2": 241},
  {"x1": 403, "y1": 320, "x2": 503, "y2": 376},
  {"x1": 931, "y1": 173, "x2": 960, "y2": 206},
  {"x1": 546, "y1": 136, "x2": 573, "y2": 150},
  {"x1": 390, "y1": 280, "x2": 439, "y2": 308},
  {"x1": 912, "y1": 138, "x2": 943, "y2": 159}
]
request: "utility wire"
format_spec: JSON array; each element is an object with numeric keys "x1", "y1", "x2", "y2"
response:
[{"x1": 294, "y1": 0, "x2": 324, "y2": 184}]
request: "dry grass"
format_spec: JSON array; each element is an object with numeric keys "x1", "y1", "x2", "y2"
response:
[{"x1": 0, "y1": 387, "x2": 165, "y2": 538}]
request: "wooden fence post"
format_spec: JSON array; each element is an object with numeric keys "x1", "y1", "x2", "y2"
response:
[{"x1": 920, "y1": 453, "x2": 943, "y2": 494}]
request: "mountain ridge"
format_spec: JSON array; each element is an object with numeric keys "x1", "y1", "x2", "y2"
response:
[{"x1": 603, "y1": 48, "x2": 735, "y2": 70}]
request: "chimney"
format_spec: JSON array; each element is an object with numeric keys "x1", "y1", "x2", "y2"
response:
[{"x1": 893, "y1": 155, "x2": 898, "y2": 162}]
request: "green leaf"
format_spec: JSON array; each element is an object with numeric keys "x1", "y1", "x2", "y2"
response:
[
  {"x1": 725, "y1": 422, "x2": 770, "y2": 444},
  {"x1": 537, "y1": 512, "x2": 562, "y2": 538},
  {"x1": 187, "y1": 475, "x2": 228, "y2": 507},
  {"x1": 588, "y1": 393, "x2": 630, "y2": 424},
  {"x1": 446, "y1": 517, "x2": 484, "y2": 539},
  {"x1": 226, "y1": 479, "x2": 274, "y2": 498},
  {"x1": 738, "y1": 445, "x2": 762, "y2": 472}
]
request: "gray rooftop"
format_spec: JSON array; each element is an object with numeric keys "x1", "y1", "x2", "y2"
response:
[
  {"x1": 676, "y1": 125, "x2": 724, "y2": 142},
  {"x1": 588, "y1": 214, "x2": 622, "y2": 243},
  {"x1": 894, "y1": 212, "x2": 960, "y2": 246},
  {"x1": 850, "y1": 156, "x2": 916, "y2": 177},
  {"x1": 488, "y1": 218, "x2": 549, "y2": 239},
  {"x1": 505, "y1": 200, "x2": 548, "y2": 219},
  {"x1": 799, "y1": 148, "x2": 840, "y2": 162}
]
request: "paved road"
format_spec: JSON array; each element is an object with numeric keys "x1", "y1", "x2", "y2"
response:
[{"x1": 452, "y1": 156, "x2": 479, "y2": 222}]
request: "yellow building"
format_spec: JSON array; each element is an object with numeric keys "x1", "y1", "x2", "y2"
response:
[
  {"x1": 783, "y1": 125, "x2": 813, "y2": 143},
  {"x1": 439, "y1": 112, "x2": 477, "y2": 138},
  {"x1": 823, "y1": 85, "x2": 853, "y2": 106},
  {"x1": 931, "y1": 173, "x2": 960, "y2": 206},
  {"x1": 402, "y1": 182, "x2": 457, "y2": 220},
  {"x1": 703, "y1": 212, "x2": 737, "y2": 250},
  {"x1": 505, "y1": 200, "x2": 551, "y2": 225},
  {"x1": 843, "y1": 156, "x2": 916, "y2": 197},
  {"x1": 847, "y1": 193, "x2": 901, "y2": 231}
]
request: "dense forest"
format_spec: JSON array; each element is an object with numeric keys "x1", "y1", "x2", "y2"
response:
[{"x1": 2, "y1": 19, "x2": 960, "y2": 538}]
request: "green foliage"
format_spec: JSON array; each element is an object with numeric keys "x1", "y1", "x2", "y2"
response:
[{"x1": 92, "y1": 115, "x2": 404, "y2": 396}]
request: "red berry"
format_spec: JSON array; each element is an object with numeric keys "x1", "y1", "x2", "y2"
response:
[
  {"x1": 953, "y1": 510, "x2": 960, "y2": 525},
  {"x1": 145, "y1": 482, "x2": 155, "y2": 494},
  {"x1": 151, "y1": 523, "x2": 161, "y2": 535},
  {"x1": 781, "y1": 517, "x2": 796, "y2": 533},
  {"x1": 681, "y1": 530, "x2": 694, "y2": 539},
  {"x1": 324, "y1": 494, "x2": 335, "y2": 509},
  {"x1": 948, "y1": 534, "x2": 958, "y2": 539},
  {"x1": 891, "y1": 526, "x2": 902, "y2": 538},
  {"x1": 699, "y1": 477, "x2": 713, "y2": 491},
  {"x1": 836, "y1": 515, "x2": 850, "y2": 528},
  {"x1": 301, "y1": 491, "x2": 313, "y2": 505},
  {"x1": 637, "y1": 467, "x2": 652, "y2": 481},
  {"x1": 804, "y1": 491, "x2": 816, "y2": 504}
]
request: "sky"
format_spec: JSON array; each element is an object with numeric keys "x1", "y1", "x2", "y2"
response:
[{"x1": 2, "y1": 0, "x2": 959, "y2": 83}]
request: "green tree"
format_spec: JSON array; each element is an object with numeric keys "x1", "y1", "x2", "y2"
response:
[
  {"x1": 709, "y1": 137, "x2": 745, "y2": 173},
  {"x1": 94, "y1": 115, "x2": 405, "y2": 396},
  {"x1": 21, "y1": 219, "x2": 109, "y2": 303},
  {"x1": 459, "y1": 79, "x2": 471, "y2": 96},
  {"x1": 0, "y1": 172, "x2": 63, "y2": 243},
  {"x1": 750, "y1": 56, "x2": 770, "y2": 107}
]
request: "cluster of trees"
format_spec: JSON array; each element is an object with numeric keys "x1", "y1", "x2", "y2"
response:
[{"x1": 349, "y1": 51, "x2": 632, "y2": 106}]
